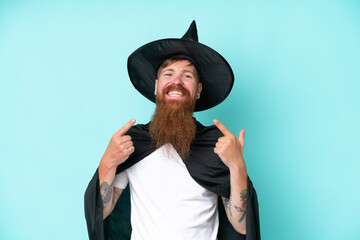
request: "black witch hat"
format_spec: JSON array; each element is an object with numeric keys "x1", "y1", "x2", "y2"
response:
[{"x1": 127, "y1": 21, "x2": 234, "y2": 111}]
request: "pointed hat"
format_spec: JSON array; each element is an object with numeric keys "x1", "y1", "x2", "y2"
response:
[{"x1": 127, "y1": 21, "x2": 234, "y2": 111}]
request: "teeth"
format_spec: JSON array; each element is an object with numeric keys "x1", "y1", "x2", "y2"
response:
[{"x1": 168, "y1": 91, "x2": 184, "y2": 96}]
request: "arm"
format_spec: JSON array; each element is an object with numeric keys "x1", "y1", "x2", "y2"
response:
[
  {"x1": 98, "y1": 119, "x2": 135, "y2": 219},
  {"x1": 222, "y1": 168, "x2": 247, "y2": 234},
  {"x1": 214, "y1": 119, "x2": 248, "y2": 234},
  {"x1": 100, "y1": 182, "x2": 124, "y2": 219}
]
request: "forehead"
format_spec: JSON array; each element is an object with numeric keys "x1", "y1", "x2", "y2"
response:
[{"x1": 161, "y1": 60, "x2": 196, "y2": 72}]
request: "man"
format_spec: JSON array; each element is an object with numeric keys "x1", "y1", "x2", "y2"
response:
[{"x1": 85, "y1": 21, "x2": 260, "y2": 240}]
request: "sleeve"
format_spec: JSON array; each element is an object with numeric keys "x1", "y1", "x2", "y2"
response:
[
  {"x1": 113, "y1": 171, "x2": 129, "y2": 189},
  {"x1": 84, "y1": 169, "x2": 105, "y2": 240}
]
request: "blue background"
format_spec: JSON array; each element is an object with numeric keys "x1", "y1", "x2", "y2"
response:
[{"x1": 1, "y1": 0, "x2": 359, "y2": 239}]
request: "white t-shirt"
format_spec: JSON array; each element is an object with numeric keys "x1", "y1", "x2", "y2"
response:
[{"x1": 113, "y1": 144, "x2": 219, "y2": 240}]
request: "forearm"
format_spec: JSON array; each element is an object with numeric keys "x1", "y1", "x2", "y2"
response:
[
  {"x1": 99, "y1": 159, "x2": 118, "y2": 219},
  {"x1": 223, "y1": 167, "x2": 248, "y2": 234},
  {"x1": 100, "y1": 178, "x2": 123, "y2": 219},
  {"x1": 100, "y1": 180, "x2": 115, "y2": 219}
]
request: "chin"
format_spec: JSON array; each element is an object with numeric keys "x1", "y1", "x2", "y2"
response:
[{"x1": 165, "y1": 99, "x2": 186, "y2": 109}]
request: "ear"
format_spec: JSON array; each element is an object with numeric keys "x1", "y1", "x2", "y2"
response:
[
  {"x1": 197, "y1": 82, "x2": 202, "y2": 96},
  {"x1": 155, "y1": 79, "x2": 158, "y2": 91}
]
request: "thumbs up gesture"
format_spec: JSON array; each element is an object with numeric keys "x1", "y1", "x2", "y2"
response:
[{"x1": 213, "y1": 119, "x2": 247, "y2": 173}]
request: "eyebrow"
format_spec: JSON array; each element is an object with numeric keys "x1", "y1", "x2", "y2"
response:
[
  {"x1": 162, "y1": 68, "x2": 194, "y2": 74},
  {"x1": 183, "y1": 70, "x2": 195, "y2": 75},
  {"x1": 162, "y1": 69, "x2": 175, "y2": 73}
]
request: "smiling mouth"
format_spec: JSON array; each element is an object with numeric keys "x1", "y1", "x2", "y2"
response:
[{"x1": 167, "y1": 90, "x2": 184, "y2": 97}]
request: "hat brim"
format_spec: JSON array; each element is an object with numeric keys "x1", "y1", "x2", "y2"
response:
[{"x1": 127, "y1": 38, "x2": 234, "y2": 111}]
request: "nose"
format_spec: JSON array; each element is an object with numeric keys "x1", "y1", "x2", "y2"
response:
[{"x1": 171, "y1": 74, "x2": 183, "y2": 84}]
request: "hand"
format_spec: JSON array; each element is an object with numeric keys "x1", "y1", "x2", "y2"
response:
[
  {"x1": 99, "y1": 119, "x2": 136, "y2": 174},
  {"x1": 213, "y1": 119, "x2": 246, "y2": 173}
]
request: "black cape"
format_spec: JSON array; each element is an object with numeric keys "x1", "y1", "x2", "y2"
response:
[{"x1": 84, "y1": 121, "x2": 260, "y2": 240}]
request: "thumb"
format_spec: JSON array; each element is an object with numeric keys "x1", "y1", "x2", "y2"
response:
[{"x1": 238, "y1": 129, "x2": 246, "y2": 150}]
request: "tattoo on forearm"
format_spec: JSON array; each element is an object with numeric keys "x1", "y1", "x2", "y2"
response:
[
  {"x1": 223, "y1": 193, "x2": 233, "y2": 217},
  {"x1": 234, "y1": 205, "x2": 246, "y2": 223},
  {"x1": 237, "y1": 189, "x2": 247, "y2": 223},
  {"x1": 238, "y1": 211, "x2": 246, "y2": 223},
  {"x1": 223, "y1": 189, "x2": 247, "y2": 224},
  {"x1": 234, "y1": 205, "x2": 245, "y2": 212},
  {"x1": 100, "y1": 181, "x2": 113, "y2": 208},
  {"x1": 240, "y1": 189, "x2": 247, "y2": 207}
]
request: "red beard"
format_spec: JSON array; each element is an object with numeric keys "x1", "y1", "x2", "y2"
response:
[{"x1": 149, "y1": 84, "x2": 197, "y2": 159}]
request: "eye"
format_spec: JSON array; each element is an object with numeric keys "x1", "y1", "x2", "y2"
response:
[
  {"x1": 185, "y1": 74, "x2": 193, "y2": 79},
  {"x1": 163, "y1": 72, "x2": 172, "y2": 77}
]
